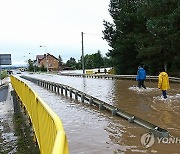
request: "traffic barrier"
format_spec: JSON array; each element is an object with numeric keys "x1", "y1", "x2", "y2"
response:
[
  {"x1": 21, "y1": 75, "x2": 169, "y2": 137},
  {"x1": 10, "y1": 75, "x2": 69, "y2": 154},
  {"x1": 59, "y1": 73, "x2": 180, "y2": 83}
]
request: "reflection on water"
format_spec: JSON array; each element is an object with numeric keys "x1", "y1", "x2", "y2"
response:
[{"x1": 23, "y1": 73, "x2": 180, "y2": 153}]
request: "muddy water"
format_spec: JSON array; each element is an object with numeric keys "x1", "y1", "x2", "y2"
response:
[{"x1": 22, "y1": 73, "x2": 180, "y2": 153}]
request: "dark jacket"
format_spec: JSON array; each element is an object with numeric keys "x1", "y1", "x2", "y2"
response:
[{"x1": 136, "y1": 68, "x2": 146, "y2": 80}]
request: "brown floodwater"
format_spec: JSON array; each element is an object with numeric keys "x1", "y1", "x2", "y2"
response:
[{"x1": 20, "y1": 73, "x2": 180, "y2": 154}]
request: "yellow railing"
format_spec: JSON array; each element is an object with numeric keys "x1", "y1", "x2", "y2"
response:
[{"x1": 10, "y1": 75, "x2": 69, "y2": 154}]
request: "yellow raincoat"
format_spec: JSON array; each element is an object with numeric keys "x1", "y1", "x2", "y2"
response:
[{"x1": 158, "y1": 72, "x2": 170, "y2": 90}]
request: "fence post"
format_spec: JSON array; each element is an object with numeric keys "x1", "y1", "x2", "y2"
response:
[
  {"x1": 75, "y1": 91, "x2": 78, "y2": 100},
  {"x1": 65, "y1": 87, "x2": 68, "y2": 96},
  {"x1": 57, "y1": 85, "x2": 60, "y2": 94},
  {"x1": 99, "y1": 103, "x2": 105, "y2": 110},
  {"x1": 89, "y1": 97, "x2": 93, "y2": 105},
  {"x1": 81, "y1": 93, "x2": 84, "y2": 103},
  {"x1": 69, "y1": 89, "x2": 72, "y2": 98},
  {"x1": 61, "y1": 86, "x2": 63, "y2": 95},
  {"x1": 112, "y1": 108, "x2": 117, "y2": 116}
]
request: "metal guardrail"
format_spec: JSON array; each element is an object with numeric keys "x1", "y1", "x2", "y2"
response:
[
  {"x1": 59, "y1": 73, "x2": 180, "y2": 83},
  {"x1": 10, "y1": 75, "x2": 69, "y2": 154},
  {"x1": 21, "y1": 75, "x2": 169, "y2": 137}
]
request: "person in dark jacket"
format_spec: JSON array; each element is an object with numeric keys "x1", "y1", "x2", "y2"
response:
[{"x1": 136, "y1": 66, "x2": 146, "y2": 89}]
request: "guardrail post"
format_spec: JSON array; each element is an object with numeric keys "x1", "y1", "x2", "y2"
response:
[
  {"x1": 57, "y1": 85, "x2": 60, "y2": 94},
  {"x1": 99, "y1": 103, "x2": 104, "y2": 110},
  {"x1": 51, "y1": 83, "x2": 53, "y2": 91},
  {"x1": 53, "y1": 84, "x2": 55, "y2": 92},
  {"x1": 75, "y1": 91, "x2": 78, "y2": 100},
  {"x1": 89, "y1": 97, "x2": 93, "y2": 105},
  {"x1": 61, "y1": 86, "x2": 63, "y2": 95},
  {"x1": 54, "y1": 83, "x2": 56, "y2": 94},
  {"x1": 44, "y1": 82, "x2": 47, "y2": 89},
  {"x1": 112, "y1": 108, "x2": 117, "y2": 116},
  {"x1": 47, "y1": 82, "x2": 49, "y2": 90},
  {"x1": 81, "y1": 93, "x2": 84, "y2": 103},
  {"x1": 128, "y1": 116, "x2": 135, "y2": 123},
  {"x1": 69, "y1": 89, "x2": 72, "y2": 98},
  {"x1": 46, "y1": 82, "x2": 48, "y2": 89},
  {"x1": 48, "y1": 82, "x2": 51, "y2": 90},
  {"x1": 65, "y1": 87, "x2": 68, "y2": 96},
  {"x1": 53, "y1": 83, "x2": 55, "y2": 92},
  {"x1": 56, "y1": 84, "x2": 58, "y2": 93},
  {"x1": 43, "y1": 81, "x2": 45, "y2": 88}
]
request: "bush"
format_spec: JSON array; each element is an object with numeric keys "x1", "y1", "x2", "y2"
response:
[{"x1": 1, "y1": 70, "x2": 8, "y2": 79}]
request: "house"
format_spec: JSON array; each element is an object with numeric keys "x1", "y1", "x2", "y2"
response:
[{"x1": 35, "y1": 53, "x2": 59, "y2": 71}]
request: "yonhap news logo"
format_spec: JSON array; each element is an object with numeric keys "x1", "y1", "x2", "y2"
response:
[
  {"x1": 141, "y1": 132, "x2": 155, "y2": 148},
  {"x1": 141, "y1": 132, "x2": 180, "y2": 148}
]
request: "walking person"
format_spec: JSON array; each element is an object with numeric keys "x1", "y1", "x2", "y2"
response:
[
  {"x1": 158, "y1": 68, "x2": 170, "y2": 99},
  {"x1": 136, "y1": 66, "x2": 146, "y2": 89}
]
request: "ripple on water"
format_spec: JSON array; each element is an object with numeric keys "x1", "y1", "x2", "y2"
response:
[
  {"x1": 129, "y1": 86, "x2": 157, "y2": 93},
  {"x1": 20, "y1": 74, "x2": 180, "y2": 153}
]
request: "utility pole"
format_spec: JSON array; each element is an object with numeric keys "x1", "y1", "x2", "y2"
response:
[{"x1": 81, "y1": 32, "x2": 85, "y2": 74}]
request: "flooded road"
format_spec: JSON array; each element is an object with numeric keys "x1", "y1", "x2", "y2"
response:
[{"x1": 20, "y1": 73, "x2": 180, "y2": 153}]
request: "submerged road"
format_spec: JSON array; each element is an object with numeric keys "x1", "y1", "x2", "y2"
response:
[{"x1": 17, "y1": 73, "x2": 180, "y2": 154}]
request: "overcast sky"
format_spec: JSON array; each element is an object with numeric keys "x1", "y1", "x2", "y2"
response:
[{"x1": 0, "y1": 0, "x2": 112, "y2": 66}]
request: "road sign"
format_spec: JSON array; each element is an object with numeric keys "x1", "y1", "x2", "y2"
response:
[{"x1": 0, "y1": 54, "x2": 11, "y2": 65}]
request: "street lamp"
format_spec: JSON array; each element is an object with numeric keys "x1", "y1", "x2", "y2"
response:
[
  {"x1": 29, "y1": 53, "x2": 35, "y2": 72},
  {"x1": 40, "y1": 45, "x2": 48, "y2": 73}
]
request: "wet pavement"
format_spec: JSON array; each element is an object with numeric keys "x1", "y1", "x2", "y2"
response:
[
  {"x1": 0, "y1": 79, "x2": 39, "y2": 154},
  {"x1": 0, "y1": 83, "x2": 17, "y2": 153},
  {"x1": 19, "y1": 73, "x2": 180, "y2": 154}
]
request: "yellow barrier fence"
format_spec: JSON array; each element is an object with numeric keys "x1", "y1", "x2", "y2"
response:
[{"x1": 10, "y1": 75, "x2": 69, "y2": 154}]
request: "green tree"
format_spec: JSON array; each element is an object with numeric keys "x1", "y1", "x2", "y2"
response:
[
  {"x1": 66, "y1": 57, "x2": 77, "y2": 69},
  {"x1": 28, "y1": 59, "x2": 34, "y2": 72},
  {"x1": 81, "y1": 51, "x2": 104, "y2": 69},
  {"x1": 103, "y1": 0, "x2": 139, "y2": 74},
  {"x1": 103, "y1": 56, "x2": 113, "y2": 68},
  {"x1": 137, "y1": 0, "x2": 180, "y2": 74},
  {"x1": 84, "y1": 54, "x2": 94, "y2": 69},
  {"x1": 103, "y1": 0, "x2": 180, "y2": 75},
  {"x1": 93, "y1": 50, "x2": 104, "y2": 69},
  {"x1": 40, "y1": 64, "x2": 46, "y2": 72},
  {"x1": 58, "y1": 55, "x2": 63, "y2": 67}
]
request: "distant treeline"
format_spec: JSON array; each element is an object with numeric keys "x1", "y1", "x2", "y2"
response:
[
  {"x1": 27, "y1": 51, "x2": 112, "y2": 72},
  {"x1": 103, "y1": 0, "x2": 179, "y2": 76},
  {"x1": 64, "y1": 50, "x2": 112, "y2": 70}
]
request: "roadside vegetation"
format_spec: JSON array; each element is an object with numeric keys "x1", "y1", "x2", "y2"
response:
[
  {"x1": 103, "y1": 0, "x2": 179, "y2": 76},
  {"x1": 0, "y1": 70, "x2": 8, "y2": 80}
]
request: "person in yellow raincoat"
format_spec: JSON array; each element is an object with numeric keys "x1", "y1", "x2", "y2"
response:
[{"x1": 158, "y1": 68, "x2": 170, "y2": 99}]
